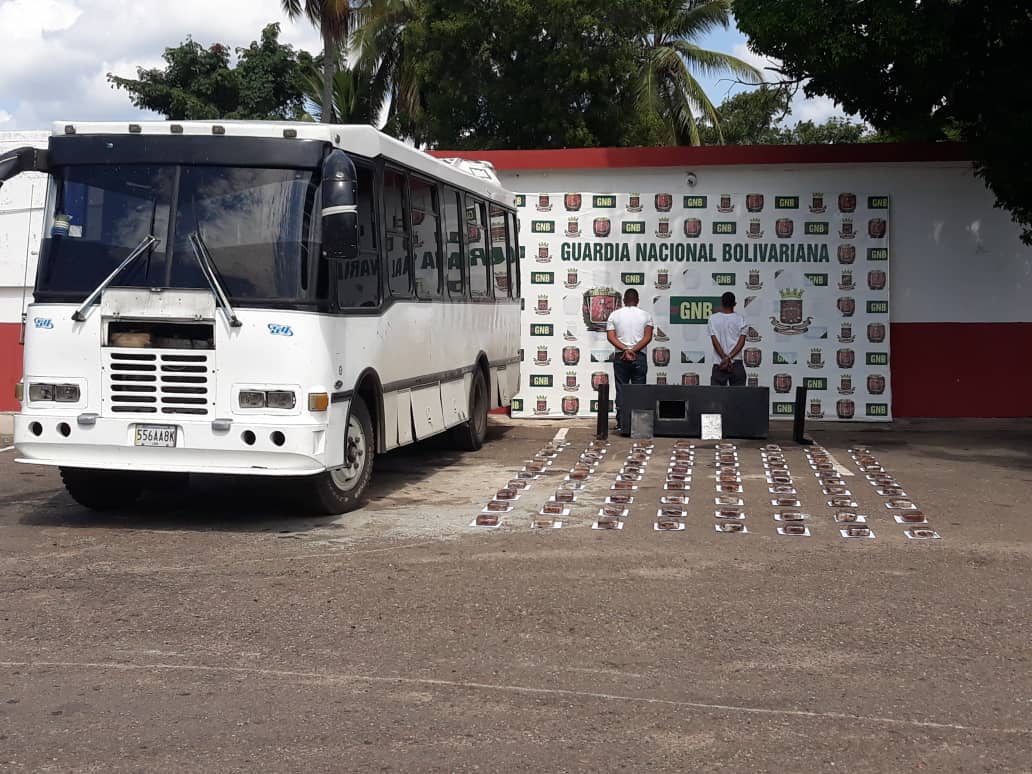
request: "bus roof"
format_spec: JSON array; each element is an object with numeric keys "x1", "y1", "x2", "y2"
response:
[{"x1": 49, "y1": 121, "x2": 513, "y2": 205}]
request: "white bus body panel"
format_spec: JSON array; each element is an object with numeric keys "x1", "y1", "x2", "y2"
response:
[{"x1": 15, "y1": 296, "x2": 520, "y2": 475}]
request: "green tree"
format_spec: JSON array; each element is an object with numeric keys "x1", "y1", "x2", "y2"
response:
[
  {"x1": 281, "y1": 0, "x2": 356, "y2": 123},
  {"x1": 788, "y1": 118, "x2": 867, "y2": 145},
  {"x1": 398, "y1": 0, "x2": 649, "y2": 149},
  {"x1": 298, "y1": 61, "x2": 376, "y2": 123},
  {"x1": 107, "y1": 24, "x2": 313, "y2": 120},
  {"x1": 635, "y1": 0, "x2": 761, "y2": 145},
  {"x1": 698, "y1": 86, "x2": 791, "y2": 145},
  {"x1": 352, "y1": 0, "x2": 424, "y2": 139},
  {"x1": 699, "y1": 87, "x2": 871, "y2": 145},
  {"x1": 734, "y1": 0, "x2": 1032, "y2": 242}
]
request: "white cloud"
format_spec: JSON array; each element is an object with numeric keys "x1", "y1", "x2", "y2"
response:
[
  {"x1": 0, "y1": 0, "x2": 325, "y2": 129},
  {"x1": 730, "y1": 42, "x2": 780, "y2": 84},
  {"x1": 792, "y1": 94, "x2": 847, "y2": 125},
  {"x1": 729, "y1": 42, "x2": 859, "y2": 127}
]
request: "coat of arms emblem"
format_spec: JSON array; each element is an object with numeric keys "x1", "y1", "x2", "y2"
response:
[
  {"x1": 564, "y1": 193, "x2": 582, "y2": 212},
  {"x1": 582, "y1": 287, "x2": 622, "y2": 332},
  {"x1": 770, "y1": 288, "x2": 812, "y2": 335}
]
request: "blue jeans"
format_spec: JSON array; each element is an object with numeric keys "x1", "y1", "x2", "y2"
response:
[{"x1": 613, "y1": 351, "x2": 648, "y2": 416}]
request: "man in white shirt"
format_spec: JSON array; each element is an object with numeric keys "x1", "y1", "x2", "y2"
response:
[
  {"x1": 707, "y1": 292, "x2": 748, "y2": 386},
  {"x1": 606, "y1": 289, "x2": 654, "y2": 430}
]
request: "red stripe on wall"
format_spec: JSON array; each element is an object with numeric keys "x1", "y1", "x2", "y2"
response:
[
  {"x1": 430, "y1": 143, "x2": 971, "y2": 170},
  {"x1": 0, "y1": 323, "x2": 21, "y2": 413},
  {"x1": 1, "y1": 322, "x2": 1026, "y2": 418},
  {"x1": 891, "y1": 322, "x2": 1032, "y2": 418}
]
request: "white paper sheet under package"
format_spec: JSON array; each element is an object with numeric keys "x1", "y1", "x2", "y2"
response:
[{"x1": 701, "y1": 413, "x2": 722, "y2": 440}]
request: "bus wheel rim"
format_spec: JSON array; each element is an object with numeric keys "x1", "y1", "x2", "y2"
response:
[{"x1": 330, "y1": 414, "x2": 366, "y2": 491}]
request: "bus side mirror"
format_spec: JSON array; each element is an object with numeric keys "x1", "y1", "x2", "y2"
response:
[
  {"x1": 321, "y1": 149, "x2": 358, "y2": 260},
  {"x1": 0, "y1": 147, "x2": 48, "y2": 191}
]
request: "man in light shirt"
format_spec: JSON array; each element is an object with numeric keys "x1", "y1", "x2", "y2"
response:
[
  {"x1": 606, "y1": 289, "x2": 654, "y2": 429},
  {"x1": 707, "y1": 291, "x2": 748, "y2": 386}
]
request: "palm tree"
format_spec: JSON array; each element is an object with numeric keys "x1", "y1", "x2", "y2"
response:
[
  {"x1": 281, "y1": 0, "x2": 354, "y2": 123},
  {"x1": 637, "y1": 0, "x2": 763, "y2": 145},
  {"x1": 298, "y1": 61, "x2": 376, "y2": 124},
  {"x1": 351, "y1": 0, "x2": 424, "y2": 139}
]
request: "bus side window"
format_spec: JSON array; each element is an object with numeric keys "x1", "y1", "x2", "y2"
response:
[
  {"x1": 383, "y1": 167, "x2": 412, "y2": 298},
  {"x1": 333, "y1": 163, "x2": 379, "y2": 309},
  {"x1": 488, "y1": 203, "x2": 509, "y2": 299},
  {"x1": 410, "y1": 176, "x2": 442, "y2": 299},
  {"x1": 465, "y1": 194, "x2": 490, "y2": 299},
  {"x1": 443, "y1": 188, "x2": 464, "y2": 300},
  {"x1": 356, "y1": 164, "x2": 377, "y2": 255},
  {"x1": 507, "y1": 210, "x2": 520, "y2": 299}
]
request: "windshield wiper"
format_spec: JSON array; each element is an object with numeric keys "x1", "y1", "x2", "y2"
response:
[
  {"x1": 189, "y1": 231, "x2": 242, "y2": 328},
  {"x1": 71, "y1": 234, "x2": 158, "y2": 322}
]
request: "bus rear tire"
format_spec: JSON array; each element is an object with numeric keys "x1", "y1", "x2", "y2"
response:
[
  {"x1": 449, "y1": 367, "x2": 488, "y2": 452},
  {"x1": 305, "y1": 396, "x2": 375, "y2": 514},
  {"x1": 59, "y1": 467, "x2": 144, "y2": 510}
]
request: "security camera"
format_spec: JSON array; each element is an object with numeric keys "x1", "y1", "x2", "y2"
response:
[{"x1": 686, "y1": 172, "x2": 698, "y2": 187}]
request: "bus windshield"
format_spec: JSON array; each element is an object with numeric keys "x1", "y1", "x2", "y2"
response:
[{"x1": 36, "y1": 163, "x2": 319, "y2": 303}]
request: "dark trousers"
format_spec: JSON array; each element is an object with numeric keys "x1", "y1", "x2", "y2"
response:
[
  {"x1": 711, "y1": 360, "x2": 747, "y2": 386},
  {"x1": 613, "y1": 351, "x2": 648, "y2": 414}
]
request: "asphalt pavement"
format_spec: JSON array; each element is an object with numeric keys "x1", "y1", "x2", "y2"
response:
[{"x1": 0, "y1": 418, "x2": 1030, "y2": 772}]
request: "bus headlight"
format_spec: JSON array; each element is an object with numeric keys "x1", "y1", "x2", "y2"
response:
[
  {"x1": 266, "y1": 391, "x2": 296, "y2": 410},
  {"x1": 238, "y1": 390, "x2": 297, "y2": 409},
  {"x1": 55, "y1": 384, "x2": 81, "y2": 402},
  {"x1": 28, "y1": 383, "x2": 80, "y2": 402},
  {"x1": 239, "y1": 390, "x2": 266, "y2": 409},
  {"x1": 29, "y1": 383, "x2": 54, "y2": 401}
]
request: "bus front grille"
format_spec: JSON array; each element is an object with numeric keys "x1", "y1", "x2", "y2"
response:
[{"x1": 104, "y1": 350, "x2": 214, "y2": 417}]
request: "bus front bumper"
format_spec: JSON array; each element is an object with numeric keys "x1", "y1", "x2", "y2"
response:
[{"x1": 13, "y1": 414, "x2": 332, "y2": 476}]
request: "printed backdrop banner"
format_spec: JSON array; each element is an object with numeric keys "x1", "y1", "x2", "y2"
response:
[{"x1": 510, "y1": 191, "x2": 892, "y2": 421}]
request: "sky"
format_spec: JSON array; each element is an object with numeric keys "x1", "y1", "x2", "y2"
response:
[{"x1": 0, "y1": 0, "x2": 849, "y2": 134}]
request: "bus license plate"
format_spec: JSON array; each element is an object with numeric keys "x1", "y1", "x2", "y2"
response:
[{"x1": 134, "y1": 424, "x2": 177, "y2": 447}]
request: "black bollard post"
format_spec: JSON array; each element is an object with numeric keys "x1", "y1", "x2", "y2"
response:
[
  {"x1": 793, "y1": 385, "x2": 813, "y2": 445},
  {"x1": 596, "y1": 383, "x2": 610, "y2": 440}
]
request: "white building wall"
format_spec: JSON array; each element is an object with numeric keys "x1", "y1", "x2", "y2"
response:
[
  {"x1": 0, "y1": 131, "x2": 50, "y2": 324},
  {"x1": 500, "y1": 163, "x2": 1032, "y2": 324}
]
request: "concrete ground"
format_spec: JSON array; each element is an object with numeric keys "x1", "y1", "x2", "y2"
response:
[{"x1": 0, "y1": 418, "x2": 1030, "y2": 773}]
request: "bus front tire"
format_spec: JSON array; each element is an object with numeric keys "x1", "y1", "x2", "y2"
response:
[
  {"x1": 450, "y1": 368, "x2": 488, "y2": 452},
  {"x1": 305, "y1": 396, "x2": 375, "y2": 514},
  {"x1": 59, "y1": 467, "x2": 145, "y2": 510}
]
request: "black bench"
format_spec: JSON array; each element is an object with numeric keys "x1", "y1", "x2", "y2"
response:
[{"x1": 618, "y1": 385, "x2": 770, "y2": 439}]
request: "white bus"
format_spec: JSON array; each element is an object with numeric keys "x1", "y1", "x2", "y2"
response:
[{"x1": 0, "y1": 121, "x2": 522, "y2": 513}]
